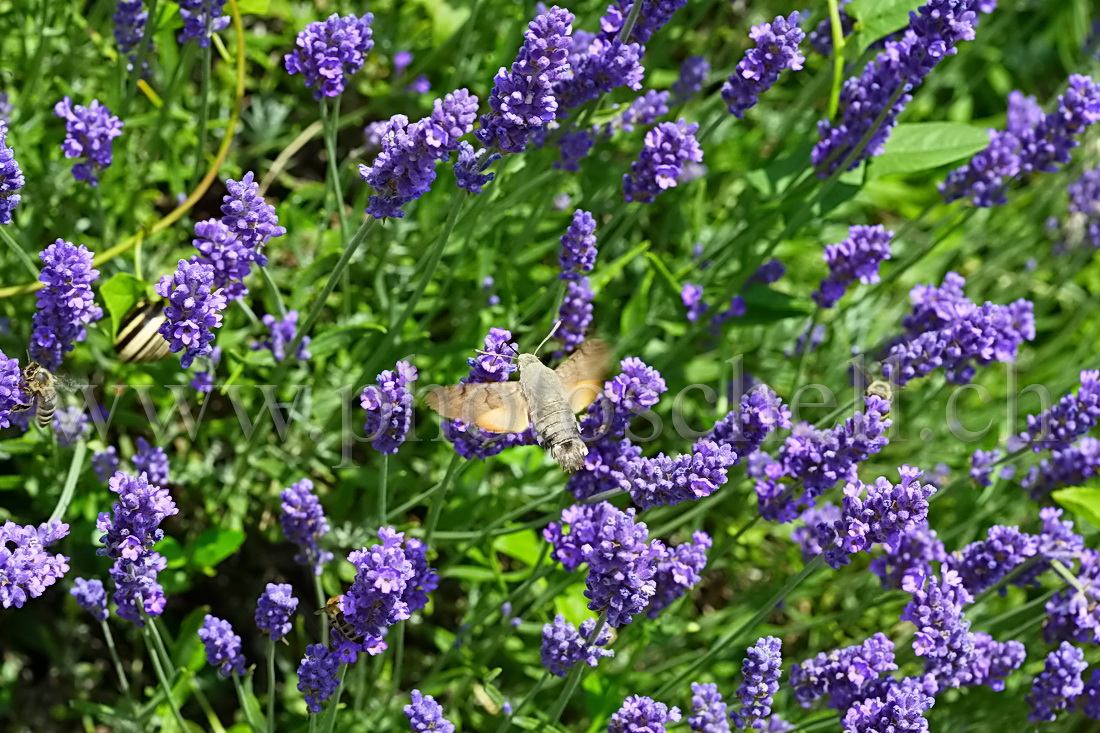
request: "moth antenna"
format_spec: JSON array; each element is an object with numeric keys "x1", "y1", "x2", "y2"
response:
[
  {"x1": 533, "y1": 321, "x2": 561, "y2": 356},
  {"x1": 474, "y1": 348, "x2": 517, "y2": 361}
]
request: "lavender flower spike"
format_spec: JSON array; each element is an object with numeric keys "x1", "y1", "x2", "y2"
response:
[
  {"x1": 53, "y1": 97, "x2": 123, "y2": 186},
  {"x1": 558, "y1": 278, "x2": 594, "y2": 354},
  {"x1": 673, "y1": 56, "x2": 709, "y2": 103},
  {"x1": 133, "y1": 437, "x2": 169, "y2": 486},
  {"x1": 623, "y1": 119, "x2": 703, "y2": 203},
  {"x1": 156, "y1": 259, "x2": 229, "y2": 369},
  {"x1": 812, "y1": 225, "x2": 893, "y2": 308},
  {"x1": 1019, "y1": 369, "x2": 1100, "y2": 452},
  {"x1": 284, "y1": 13, "x2": 375, "y2": 99},
  {"x1": 559, "y1": 209, "x2": 597, "y2": 280},
  {"x1": 0, "y1": 122, "x2": 25, "y2": 224},
  {"x1": 255, "y1": 583, "x2": 298, "y2": 642},
  {"x1": 221, "y1": 170, "x2": 287, "y2": 258},
  {"x1": 30, "y1": 239, "x2": 103, "y2": 371},
  {"x1": 540, "y1": 614, "x2": 614, "y2": 677},
  {"x1": 453, "y1": 141, "x2": 499, "y2": 194},
  {"x1": 71, "y1": 577, "x2": 108, "y2": 621},
  {"x1": 405, "y1": 690, "x2": 455, "y2": 733},
  {"x1": 297, "y1": 643, "x2": 340, "y2": 713},
  {"x1": 279, "y1": 478, "x2": 334, "y2": 575},
  {"x1": 647, "y1": 531, "x2": 711, "y2": 618},
  {"x1": 1027, "y1": 641, "x2": 1087, "y2": 722},
  {"x1": 0, "y1": 520, "x2": 70, "y2": 608},
  {"x1": 178, "y1": 0, "x2": 229, "y2": 47},
  {"x1": 731, "y1": 636, "x2": 783, "y2": 729},
  {"x1": 722, "y1": 13, "x2": 805, "y2": 118},
  {"x1": 113, "y1": 1, "x2": 151, "y2": 74},
  {"x1": 253, "y1": 311, "x2": 311, "y2": 362},
  {"x1": 199, "y1": 614, "x2": 246, "y2": 676},
  {"x1": 361, "y1": 361, "x2": 419, "y2": 454},
  {"x1": 688, "y1": 682, "x2": 729, "y2": 732},
  {"x1": 96, "y1": 471, "x2": 178, "y2": 561},
  {"x1": 609, "y1": 695, "x2": 682, "y2": 732},
  {"x1": 110, "y1": 552, "x2": 167, "y2": 625},
  {"x1": 842, "y1": 676, "x2": 936, "y2": 733}
]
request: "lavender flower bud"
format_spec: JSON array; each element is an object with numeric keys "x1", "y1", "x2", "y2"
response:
[
  {"x1": 1019, "y1": 369, "x2": 1100, "y2": 452},
  {"x1": 178, "y1": 0, "x2": 229, "y2": 47},
  {"x1": 0, "y1": 521, "x2": 70, "y2": 609},
  {"x1": 681, "y1": 283, "x2": 708, "y2": 323},
  {"x1": 0, "y1": 122, "x2": 25, "y2": 224},
  {"x1": 869, "y1": 523, "x2": 946, "y2": 591},
  {"x1": 453, "y1": 141, "x2": 499, "y2": 194},
  {"x1": 361, "y1": 361, "x2": 418, "y2": 454},
  {"x1": 557, "y1": 278, "x2": 595, "y2": 355},
  {"x1": 673, "y1": 56, "x2": 709, "y2": 102},
  {"x1": 31, "y1": 239, "x2": 103, "y2": 371},
  {"x1": 812, "y1": 225, "x2": 893, "y2": 308},
  {"x1": 92, "y1": 447, "x2": 120, "y2": 483},
  {"x1": 688, "y1": 682, "x2": 729, "y2": 732},
  {"x1": 540, "y1": 614, "x2": 614, "y2": 677},
  {"x1": 53, "y1": 97, "x2": 123, "y2": 186},
  {"x1": 1027, "y1": 642, "x2": 1087, "y2": 722},
  {"x1": 53, "y1": 406, "x2": 89, "y2": 447},
  {"x1": 133, "y1": 437, "x2": 169, "y2": 486},
  {"x1": 790, "y1": 633, "x2": 897, "y2": 711},
  {"x1": 622, "y1": 119, "x2": 704, "y2": 204},
  {"x1": 405, "y1": 690, "x2": 455, "y2": 732},
  {"x1": 71, "y1": 577, "x2": 108, "y2": 621},
  {"x1": 841, "y1": 675, "x2": 935, "y2": 733},
  {"x1": 110, "y1": 551, "x2": 167, "y2": 625},
  {"x1": 555, "y1": 128, "x2": 596, "y2": 171},
  {"x1": 255, "y1": 583, "x2": 298, "y2": 642},
  {"x1": 199, "y1": 614, "x2": 246, "y2": 676},
  {"x1": 280, "y1": 478, "x2": 334, "y2": 575},
  {"x1": 253, "y1": 311, "x2": 311, "y2": 362},
  {"x1": 647, "y1": 531, "x2": 711, "y2": 617},
  {"x1": 722, "y1": 13, "x2": 805, "y2": 118},
  {"x1": 156, "y1": 259, "x2": 229, "y2": 369},
  {"x1": 284, "y1": 13, "x2": 373, "y2": 97},
  {"x1": 609, "y1": 695, "x2": 681, "y2": 732},
  {"x1": 731, "y1": 636, "x2": 782, "y2": 729},
  {"x1": 96, "y1": 471, "x2": 178, "y2": 562},
  {"x1": 559, "y1": 209, "x2": 597, "y2": 280},
  {"x1": 297, "y1": 643, "x2": 341, "y2": 713}
]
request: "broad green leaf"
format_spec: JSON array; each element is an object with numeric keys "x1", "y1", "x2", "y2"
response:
[
  {"x1": 848, "y1": 0, "x2": 921, "y2": 51},
  {"x1": 0, "y1": 475, "x2": 22, "y2": 490},
  {"x1": 189, "y1": 527, "x2": 245, "y2": 571},
  {"x1": 590, "y1": 241, "x2": 651, "y2": 291},
  {"x1": 159, "y1": 536, "x2": 187, "y2": 569},
  {"x1": 552, "y1": 581, "x2": 591, "y2": 626},
  {"x1": 493, "y1": 529, "x2": 542, "y2": 567},
  {"x1": 308, "y1": 322, "x2": 386, "y2": 359},
  {"x1": 101, "y1": 272, "x2": 150, "y2": 336},
  {"x1": 1053, "y1": 488, "x2": 1100, "y2": 528},
  {"x1": 868, "y1": 122, "x2": 991, "y2": 178}
]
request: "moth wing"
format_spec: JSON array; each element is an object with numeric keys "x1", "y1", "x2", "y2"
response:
[
  {"x1": 425, "y1": 382, "x2": 530, "y2": 433},
  {"x1": 554, "y1": 339, "x2": 610, "y2": 413}
]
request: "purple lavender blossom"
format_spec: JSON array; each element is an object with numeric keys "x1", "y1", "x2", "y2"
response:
[
  {"x1": 673, "y1": 56, "x2": 709, "y2": 102},
  {"x1": 53, "y1": 97, "x2": 123, "y2": 186},
  {"x1": 113, "y1": 1, "x2": 151, "y2": 73},
  {"x1": 1027, "y1": 642, "x2": 1087, "y2": 722},
  {"x1": 53, "y1": 406, "x2": 89, "y2": 447},
  {"x1": 559, "y1": 209, "x2": 597, "y2": 280},
  {"x1": 255, "y1": 583, "x2": 298, "y2": 642},
  {"x1": 361, "y1": 361, "x2": 418, "y2": 454},
  {"x1": 178, "y1": 0, "x2": 229, "y2": 47},
  {"x1": 558, "y1": 278, "x2": 594, "y2": 354},
  {"x1": 969, "y1": 448, "x2": 1000, "y2": 486},
  {"x1": 1019, "y1": 369, "x2": 1100, "y2": 452},
  {"x1": 284, "y1": 13, "x2": 373, "y2": 98},
  {"x1": 623, "y1": 119, "x2": 704, "y2": 203},
  {"x1": 710, "y1": 385, "x2": 792, "y2": 455},
  {"x1": 0, "y1": 350, "x2": 23, "y2": 429},
  {"x1": 156, "y1": 259, "x2": 229, "y2": 369},
  {"x1": 0, "y1": 521, "x2": 70, "y2": 608},
  {"x1": 841, "y1": 675, "x2": 936, "y2": 733},
  {"x1": 730, "y1": 636, "x2": 782, "y2": 729},
  {"x1": 453, "y1": 141, "x2": 499, "y2": 194},
  {"x1": 555, "y1": 128, "x2": 596, "y2": 171},
  {"x1": 540, "y1": 614, "x2": 614, "y2": 676},
  {"x1": 709, "y1": 295, "x2": 746, "y2": 333},
  {"x1": 191, "y1": 219, "x2": 254, "y2": 301},
  {"x1": 92, "y1": 447, "x2": 120, "y2": 483},
  {"x1": 946, "y1": 525, "x2": 1037, "y2": 596},
  {"x1": 407, "y1": 75, "x2": 431, "y2": 95},
  {"x1": 0, "y1": 122, "x2": 25, "y2": 224},
  {"x1": 252, "y1": 311, "x2": 311, "y2": 362},
  {"x1": 1044, "y1": 548, "x2": 1100, "y2": 645},
  {"x1": 688, "y1": 683, "x2": 729, "y2": 733},
  {"x1": 393, "y1": 51, "x2": 413, "y2": 75},
  {"x1": 1083, "y1": 669, "x2": 1100, "y2": 719},
  {"x1": 582, "y1": 505, "x2": 664, "y2": 627},
  {"x1": 476, "y1": 7, "x2": 574, "y2": 154},
  {"x1": 469, "y1": 327, "x2": 519, "y2": 382},
  {"x1": 405, "y1": 690, "x2": 455, "y2": 733},
  {"x1": 191, "y1": 346, "x2": 220, "y2": 394},
  {"x1": 578, "y1": 356, "x2": 668, "y2": 440},
  {"x1": 647, "y1": 531, "x2": 710, "y2": 618},
  {"x1": 280, "y1": 478, "x2": 333, "y2": 574},
  {"x1": 791, "y1": 503, "x2": 841, "y2": 560},
  {"x1": 722, "y1": 13, "x2": 805, "y2": 118},
  {"x1": 133, "y1": 437, "x2": 169, "y2": 486},
  {"x1": 967, "y1": 633, "x2": 1025, "y2": 691},
  {"x1": 110, "y1": 551, "x2": 166, "y2": 625},
  {"x1": 1069, "y1": 168, "x2": 1100, "y2": 248},
  {"x1": 96, "y1": 471, "x2": 177, "y2": 562},
  {"x1": 199, "y1": 614, "x2": 246, "y2": 676},
  {"x1": 626, "y1": 440, "x2": 738, "y2": 510},
  {"x1": 553, "y1": 35, "x2": 644, "y2": 112},
  {"x1": 902, "y1": 271, "x2": 970, "y2": 334},
  {"x1": 681, "y1": 283, "x2": 708, "y2": 323},
  {"x1": 752, "y1": 258, "x2": 786, "y2": 285},
  {"x1": 814, "y1": 0, "x2": 992, "y2": 176},
  {"x1": 617, "y1": 90, "x2": 670, "y2": 133},
  {"x1": 361, "y1": 89, "x2": 479, "y2": 218},
  {"x1": 942, "y1": 76, "x2": 1100, "y2": 207},
  {"x1": 297, "y1": 643, "x2": 341, "y2": 713},
  {"x1": 812, "y1": 225, "x2": 892, "y2": 308},
  {"x1": 609, "y1": 695, "x2": 681, "y2": 732},
  {"x1": 30, "y1": 240, "x2": 103, "y2": 371},
  {"x1": 901, "y1": 569, "x2": 976, "y2": 690},
  {"x1": 869, "y1": 523, "x2": 947, "y2": 591},
  {"x1": 545, "y1": 502, "x2": 618, "y2": 571},
  {"x1": 599, "y1": 0, "x2": 687, "y2": 45},
  {"x1": 790, "y1": 633, "x2": 898, "y2": 711},
  {"x1": 1023, "y1": 437, "x2": 1100, "y2": 498},
  {"x1": 402, "y1": 536, "x2": 439, "y2": 615},
  {"x1": 566, "y1": 437, "x2": 641, "y2": 500},
  {"x1": 808, "y1": 0, "x2": 854, "y2": 55},
  {"x1": 221, "y1": 171, "x2": 286, "y2": 258},
  {"x1": 71, "y1": 577, "x2": 108, "y2": 621}
]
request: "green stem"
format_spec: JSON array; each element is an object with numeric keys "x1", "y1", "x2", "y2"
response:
[
  {"x1": 391, "y1": 622, "x2": 405, "y2": 696},
  {"x1": 322, "y1": 97, "x2": 350, "y2": 245},
  {"x1": 192, "y1": 41, "x2": 213, "y2": 189},
  {"x1": 232, "y1": 673, "x2": 268, "y2": 732},
  {"x1": 141, "y1": 622, "x2": 189, "y2": 731},
  {"x1": 266, "y1": 640, "x2": 277, "y2": 733},
  {"x1": 0, "y1": 225, "x2": 42, "y2": 279},
  {"x1": 101, "y1": 619, "x2": 132, "y2": 697},
  {"x1": 378, "y1": 454, "x2": 389, "y2": 529},
  {"x1": 259, "y1": 265, "x2": 288, "y2": 319},
  {"x1": 309, "y1": 713, "x2": 318, "y2": 733},
  {"x1": 322, "y1": 663, "x2": 349, "y2": 733},
  {"x1": 825, "y1": 0, "x2": 846, "y2": 119},
  {"x1": 422, "y1": 452, "x2": 462, "y2": 549},
  {"x1": 543, "y1": 612, "x2": 608, "y2": 727},
  {"x1": 313, "y1": 572, "x2": 329, "y2": 643},
  {"x1": 49, "y1": 440, "x2": 86, "y2": 524},
  {"x1": 654, "y1": 556, "x2": 824, "y2": 698},
  {"x1": 617, "y1": 0, "x2": 645, "y2": 43}
]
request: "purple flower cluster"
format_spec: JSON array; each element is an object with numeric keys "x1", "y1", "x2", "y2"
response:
[
  {"x1": 190, "y1": 219, "x2": 253, "y2": 301},
  {"x1": 1027, "y1": 642, "x2": 1087, "y2": 722},
  {"x1": 30, "y1": 239, "x2": 103, "y2": 371},
  {"x1": 555, "y1": 128, "x2": 597, "y2": 171},
  {"x1": 558, "y1": 278, "x2": 595, "y2": 354},
  {"x1": 710, "y1": 385, "x2": 792, "y2": 455},
  {"x1": 689, "y1": 683, "x2": 729, "y2": 732},
  {"x1": 1019, "y1": 369, "x2": 1100, "y2": 452},
  {"x1": 0, "y1": 122, "x2": 24, "y2": 224},
  {"x1": 96, "y1": 471, "x2": 178, "y2": 561},
  {"x1": 566, "y1": 436, "x2": 641, "y2": 500},
  {"x1": 869, "y1": 523, "x2": 946, "y2": 591},
  {"x1": 599, "y1": 0, "x2": 687, "y2": 45},
  {"x1": 109, "y1": 551, "x2": 167, "y2": 625},
  {"x1": 284, "y1": 13, "x2": 374, "y2": 99},
  {"x1": 808, "y1": 0, "x2": 854, "y2": 55},
  {"x1": 54, "y1": 97, "x2": 123, "y2": 186},
  {"x1": 730, "y1": 636, "x2": 782, "y2": 729},
  {"x1": 405, "y1": 690, "x2": 455, "y2": 732},
  {"x1": 476, "y1": 7, "x2": 574, "y2": 154},
  {"x1": 133, "y1": 437, "x2": 169, "y2": 486},
  {"x1": 1068, "y1": 168, "x2": 1100, "y2": 248},
  {"x1": 722, "y1": 13, "x2": 805, "y2": 118},
  {"x1": 178, "y1": 0, "x2": 228, "y2": 47},
  {"x1": 255, "y1": 583, "x2": 298, "y2": 642},
  {"x1": 361, "y1": 89, "x2": 479, "y2": 218},
  {"x1": 609, "y1": 695, "x2": 681, "y2": 732},
  {"x1": 361, "y1": 361, "x2": 418, "y2": 454},
  {"x1": 220, "y1": 171, "x2": 286, "y2": 260},
  {"x1": 453, "y1": 141, "x2": 500, "y2": 194},
  {"x1": 579, "y1": 356, "x2": 667, "y2": 440},
  {"x1": 1044, "y1": 548, "x2": 1100, "y2": 645},
  {"x1": 199, "y1": 614, "x2": 246, "y2": 676},
  {"x1": 559, "y1": 209, "x2": 597, "y2": 279},
  {"x1": 647, "y1": 531, "x2": 711, "y2": 618},
  {"x1": 812, "y1": 225, "x2": 892, "y2": 308},
  {"x1": 623, "y1": 119, "x2": 703, "y2": 203},
  {"x1": 946, "y1": 525, "x2": 1037, "y2": 596},
  {"x1": 156, "y1": 259, "x2": 229, "y2": 369},
  {"x1": 252, "y1": 311, "x2": 311, "y2": 362},
  {"x1": 53, "y1": 406, "x2": 89, "y2": 447},
  {"x1": 93, "y1": 448, "x2": 120, "y2": 483},
  {"x1": 813, "y1": 0, "x2": 992, "y2": 176},
  {"x1": 901, "y1": 569, "x2": 977, "y2": 690},
  {"x1": 790, "y1": 633, "x2": 898, "y2": 711},
  {"x1": 681, "y1": 283, "x2": 708, "y2": 323},
  {"x1": 335, "y1": 527, "x2": 438, "y2": 659},
  {"x1": 0, "y1": 521, "x2": 70, "y2": 609},
  {"x1": 755, "y1": 395, "x2": 892, "y2": 522},
  {"x1": 841, "y1": 676, "x2": 936, "y2": 733},
  {"x1": 552, "y1": 33, "x2": 644, "y2": 112},
  {"x1": 625, "y1": 439, "x2": 738, "y2": 510},
  {"x1": 816, "y1": 465, "x2": 937, "y2": 569},
  {"x1": 617, "y1": 90, "x2": 671, "y2": 133},
  {"x1": 968, "y1": 633, "x2": 1025, "y2": 692},
  {"x1": 280, "y1": 479, "x2": 334, "y2": 575},
  {"x1": 1023, "y1": 437, "x2": 1100, "y2": 498},
  {"x1": 540, "y1": 614, "x2": 614, "y2": 676},
  {"x1": 942, "y1": 76, "x2": 1100, "y2": 207},
  {"x1": 71, "y1": 577, "x2": 108, "y2": 621},
  {"x1": 672, "y1": 56, "x2": 709, "y2": 102},
  {"x1": 791, "y1": 503, "x2": 841, "y2": 560},
  {"x1": 297, "y1": 643, "x2": 341, "y2": 713},
  {"x1": 113, "y1": 1, "x2": 150, "y2": 73}
]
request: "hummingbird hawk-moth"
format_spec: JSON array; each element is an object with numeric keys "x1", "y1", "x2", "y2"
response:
[{"x1": 425, "y1": 337, "x2": 610, "y2": 472}]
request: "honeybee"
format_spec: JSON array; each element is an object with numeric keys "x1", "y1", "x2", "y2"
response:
[
  {"x1": 115, "y1": 298, "x2": 172, "y2": 364},
  {"x1": 13, "y1": 362, "x2": 58, "y2": 428},
  {"x1": 866, "y1": 379, "x2": 894, "y2": 405},
  {"x1": 318, "y1": 595, "x2": 363, "y2": 645},
  {"x1": 851, "y1": 362, "x2": 896, "y2": 417}
]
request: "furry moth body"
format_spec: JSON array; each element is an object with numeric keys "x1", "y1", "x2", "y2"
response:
[{"x1": 426, "y1": 339, "x2": 610, "y2": 472}]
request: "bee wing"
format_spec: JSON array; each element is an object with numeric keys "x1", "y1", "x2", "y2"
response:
[
  {"x1": 554, "y1": 338, "x2": 610, "y2": 413},
  {"x1": 425, "y1": 382, "x2": 530, "y2": 433}
]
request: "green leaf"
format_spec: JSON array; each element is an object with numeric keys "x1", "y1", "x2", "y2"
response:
[
  {"x1": 621, "y1": 270, "x2": 655, "y2": 335},
  {"x1": 493, "y1": 529, "x2": 541, "y2": 567},
  {"x1": 867, "y1": 122, "x2": 992, "y2": 178},
  {"x1": 0, "y1": 475, "x2": 22, "y2": 490},
  {"x1": 737, "y1": 285, "x2": 810, "y2": 325},
  {"x1": 552, "y1": 581, "x2": 590, "y2": 626},
  {"x1": 644, "y1": 252, "x2": 682, "y2": 301},
  {"x1": 590, "y1": 240, "x2": 651, "y2": 291},
  {"x1": 848, "y1": 0, "x2": 921, "y2": 51},
  {"x1": 1053, "y1": 488, "x2": 1100, "y2": 528},
  {"x1": 101, "y1": 272, "x2": 150, "y2": 336},
  {"x1": 308, "y1": 322, "x2": 386, "y2": 360},
  {"x1": 236, "y1": 0, "x2": 269, "y2": 13},
  {"x1": 189, "y1": 527, "x2": 245, "y2": 572},
  {"x1": 173, "y1": 605, "x2": 211, "y2": 672},
  {"x1": 159, "y1": 536, "x2": 187, "y2": 569}
]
